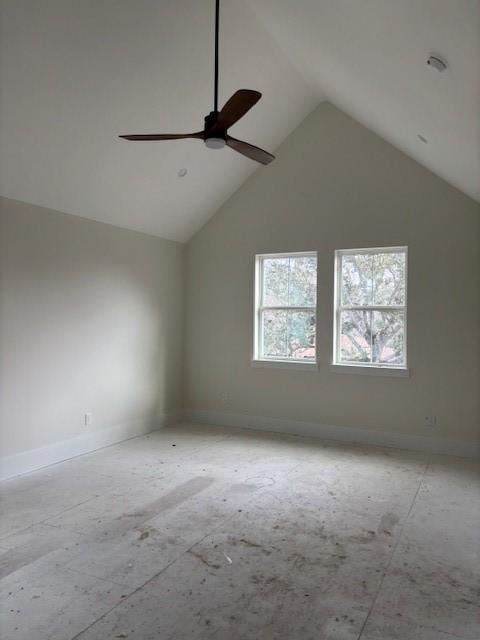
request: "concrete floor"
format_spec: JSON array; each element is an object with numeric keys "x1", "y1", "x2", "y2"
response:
[{"x1": 1, "y1": 424, "x2": 478, "y2": 640}]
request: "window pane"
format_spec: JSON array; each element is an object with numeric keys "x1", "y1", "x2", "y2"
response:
[
  {"x1": 289, "y1": 256, "x2": 317, "y2": 306},
  {"x1": 340, "y1": 310, "x2": 372, "y2": 363},
  {"x1": 287, "y1": 311, "x2": 316, "y2": 359},
  {"x1": 373, "y1": 253, "x2": 406, "y2": 305},
  {"x1": 262, "y1": 310, "x2": 287, "y2": 358},
  {"x1": 258, "y1": 253, "x2": 317, "y2": 361},
  {"x1": 263, "y1": 258, "x2": 289, "y2": 306},
  {"x1": 372, "y1": 311, "x2": 405, "y2": 364},
  {"x1": 341, "y1": 254, "x2": 373, "y2": 306},
  {"x1": 263, "y1": 255, "x2": 317, "y2": 308}
]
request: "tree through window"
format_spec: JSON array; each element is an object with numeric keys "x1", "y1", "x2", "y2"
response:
[
  {"x1": 334, "y1": 247, "x2": 407, "y2": 367},
  {"x1": 254, "y1": 253, "x2": 317, "y2": 362}
]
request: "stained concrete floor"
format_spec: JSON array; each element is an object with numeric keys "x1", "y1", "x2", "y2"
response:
[{"x1": 1, "y1": 424, "x2": 478, "y2": 640}]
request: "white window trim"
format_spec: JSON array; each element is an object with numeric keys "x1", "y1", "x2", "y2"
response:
[
  {"x1": 333, "y1": 246, "x2": 408, "y2": 371},
  {"x1": 329, "y1": 363, "x2": 410, "y2": 377},
  {"x1": 252, "y1": 359, "x2": 319, "y2": 371},
  {"x1": 253, "y1": 251, "x2": 318, "y2": 366}
]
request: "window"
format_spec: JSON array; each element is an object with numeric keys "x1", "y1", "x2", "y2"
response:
[
  {"x1": 254, "y1": 252, "x2": 317, "y2": 363},
  {"x1": 333, "y1": 247, "x2": 407, "y2": 368}
]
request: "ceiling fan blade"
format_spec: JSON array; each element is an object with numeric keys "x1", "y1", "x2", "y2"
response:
[
  {"x1": 119, "y1": 132, "x2": 204, "y2": 141},
  {"x1": 226, "y1": 136, "x2": 274, "y2": 165},
  {"x1": 215, "y1": 90, "x2": 261, "y2": 131}
]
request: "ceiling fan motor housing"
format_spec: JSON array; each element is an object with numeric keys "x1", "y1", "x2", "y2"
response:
[
  {"x1": 204, "y1": 111, "x2": 224, "y2": 135},
  {"x1": 204, "y1": 111, "x2": 226, "y2": 149},
  {"x1": 204, "y1": 111, "x2": 219, "y2": 131}
]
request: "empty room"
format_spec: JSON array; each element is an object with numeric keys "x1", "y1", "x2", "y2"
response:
[{"x1": 1, "y1": 1, "x2": 479, "y2": 639}]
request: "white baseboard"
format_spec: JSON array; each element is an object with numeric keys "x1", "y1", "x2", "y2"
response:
[
  {"x1": 2, "y1": 408, "x2": 476, "y2": 482},
  {"x1": 0, "y1": 412, "x2": 181, "y2": 482},
  {"x1": 183, "y1": 409, "x2": 479, "y2": 459}
]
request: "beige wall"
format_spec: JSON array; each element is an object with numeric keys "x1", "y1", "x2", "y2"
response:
[
  {"x1": 0, "y1": 197, "x2": 184, "y2": 458},
  {"x1": 185, "y1": 103, "x2": 480, "y2": 446}
]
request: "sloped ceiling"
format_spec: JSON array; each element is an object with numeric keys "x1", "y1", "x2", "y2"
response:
[
  {"x1": 247, "y1": 0, "x2": 480, "y2": 204},
  {"x1": 1, "y1": 2, "x2": 478, "y2": 244},
  {"x1": 0, "y1": 0, "x2": 318, "y2": 242}
]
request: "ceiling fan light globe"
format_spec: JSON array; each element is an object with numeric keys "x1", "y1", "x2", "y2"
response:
[{"x1": 205, "y1": 137, "x2": 226, "y2": 150}]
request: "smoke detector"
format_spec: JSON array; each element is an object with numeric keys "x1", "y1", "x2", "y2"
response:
[{"x1": 427, "y1": 54, "x2": 448, "y2": 72}]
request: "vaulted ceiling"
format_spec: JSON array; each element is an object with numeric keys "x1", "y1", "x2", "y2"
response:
[
  {"x1": 1, "y1": 1, "x2": 478, "y2": 242},
  {"x1": 248, "y1": 0, "x2": 480, "y2": 205}
]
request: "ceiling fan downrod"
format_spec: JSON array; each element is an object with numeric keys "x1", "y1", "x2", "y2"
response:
[
  {"x1": 205, "y1": 0, "x2": 225, "y2": 148},
  {"x1": 214, "y1": 0, "x2": 220, "y2": 113}
]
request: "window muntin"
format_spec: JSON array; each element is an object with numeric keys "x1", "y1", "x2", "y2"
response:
[
  {"x1": 255, "y1": 252, "x2": 317, "y2": 362},
  {"x1": 334, "y1": 247, "x2": 407, "y2": 368}
]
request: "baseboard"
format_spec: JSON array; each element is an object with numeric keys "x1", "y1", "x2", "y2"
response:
[
  {"x1": 3, "y1": 409, "x2": 476, "y2": 481},
  {"x1": 183, "y1": 409, "x2": 479, "y2": 459},
  {"x1": 0, "y1": 411, "x2": 181, "y2": 482}
]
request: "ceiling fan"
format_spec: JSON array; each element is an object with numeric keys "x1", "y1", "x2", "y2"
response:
[{"x1": 119, "y1": 0, "x2": 274, "y2": 165}]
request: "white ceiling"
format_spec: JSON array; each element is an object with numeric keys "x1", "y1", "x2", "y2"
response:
[
  {"x1": 247, "y1": 0, "x2": 480, "y2": 204},
  {"x1": 0, "y1": 0, "x2": 317, "y2": 242},
  {"x1": 1, "y1": 2, "x2": 478, "y2": 243}
]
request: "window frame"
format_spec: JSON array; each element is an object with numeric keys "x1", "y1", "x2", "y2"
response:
[
  {"x1": 333, "y1": 246, "x2": 408, "y2": 370},
  {"x1": 253, "y1": 251, "x2": 318, "y2": 366}
]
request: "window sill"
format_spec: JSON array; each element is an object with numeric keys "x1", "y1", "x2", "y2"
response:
[
  {"x1": 330, "y1": 364, "x2": 410, "y2": 378},
  {"x1": 252, "y1": 359, "x2": 318, "y2": 371}
]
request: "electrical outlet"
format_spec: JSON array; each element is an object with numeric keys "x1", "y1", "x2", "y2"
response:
[
  {"x1": 220, "y1": 392, "x2": 229, "y2": 407},
  {"x1": 84, "y1": 412, "x2": 93, "y2": 427},
  {"x1": 423, "y1": 415, "x2": 437, "y2": 429}
]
